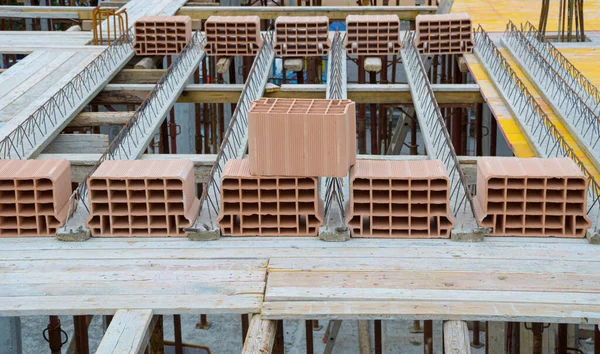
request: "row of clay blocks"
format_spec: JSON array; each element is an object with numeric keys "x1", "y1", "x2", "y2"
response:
[
  {"x1": 218, "y1": 159, "x2": 323, "y2": 236},
  {"x1": 133, "y1": 16, "x2": 192, "y2": 56},
  {"x1": 218, "y1": 98, "x2": 357, "y2": 236},
  {"x1": 203, "y1": 16, "x2": 263, "y2": 56},
  {"x1": 86, "y1": 160, "x2": 200, "y2": 237},
  {"x1": 474, "y1": 157, "x2": 591, "y2": 237},
  {"x1": 347, "y1": 160, "x2": 455, "y2": 238},
  {"x1": 0, "y1": 160, "x2": 71, "y2": 237},
  {"x1": 414, "y1": 13, "x2": 474, "y2": 55}
]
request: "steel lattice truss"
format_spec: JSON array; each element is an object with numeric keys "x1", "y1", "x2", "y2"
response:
[{"x1": 401, "y1": 32, "x2": 477, "y2": 228}]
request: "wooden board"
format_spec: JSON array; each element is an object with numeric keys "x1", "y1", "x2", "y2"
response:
[
  {"x1": 0, "y1": 31, "x2": 94, "y2": 53},
  {"x1": 0, "y1": 237, "x2": 598, "y2": 323},
  {"x1": 95, "y1": 309, "x2": 154, "y2": 354}
]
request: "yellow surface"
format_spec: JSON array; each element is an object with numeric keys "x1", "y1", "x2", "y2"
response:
[
  {"x1": 463, "y1": 53, "x2": 536, "y2": 158},
  {"x1": 452, "y1": 0, "x2": 600, "y2": 32},
  {"x1": 557, "y1": 47, "x2": 600, "y2": 88},
  {"x1": 498, "y1": 47, "x2": 600, "y2": 182}
]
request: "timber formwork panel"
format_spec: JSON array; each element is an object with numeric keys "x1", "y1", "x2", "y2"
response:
[
  {"x1": 203, "y1": 16, "x2": 263, "y2": 56},
  {"x1": 248, "y1": 98, "x2": 356, "y2": 178},
  {"x1": 346, "y1": 159, "x2": 454, "y2": 238},
  {"x1": 87, "y1": 160, "x2": 200, "y2": 237},
  {"x1": 0, "y1": 160, "x2": 71, "y2": 237},
  {"x1": 414, "y1": 13, "x2": 474, "y2": 55},
  {"x1": 344, "y1": 15, "x2": 402, "y2": 55},
  {"x1": 274, "y1": 16, "x2": 331, "y2": 57},
  {"x1": 218, "y1": 159, "x2": 323, "y2": 236},
  {"x1": 133, "y1": 16, "x2": 192, "y2": 56},
  {"x1": 474, "y1": 157, "x2": 591, "y2": 237}
]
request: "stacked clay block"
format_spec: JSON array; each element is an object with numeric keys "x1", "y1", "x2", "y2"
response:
[
  {"x1": 414, "y1": 13, "x2": 474, "y2": 54},
  {"x1": 274, "y1": 16, "x2": 331, "y2": 57},
  {"x1": 248, "y1": 98, "x2": 356, "y2": 178},
  {"x1": 474, "y1": 157, "x2": 591, "y2": 237},
  {"x1": 0, "y1": 159, "x2": 71, "y2": 237},
  {"x1": 204, "y1": 16, "x2": 263, "y2": 56},
  {"x1": 217, "y1": 159, "x2": 323, "y2": 236},
  {"x1": 87, "y1": 160, "x2": 200, "y2": 237},
  {"x1": 344, "y1": 15, "x2": 402, "y2": 55},
  {"x1": 133, "y1": 16, "x2": 192, "y2": 56},
  {"x1": 346, "y1": 159, "x2": 455, "y2": 238}
]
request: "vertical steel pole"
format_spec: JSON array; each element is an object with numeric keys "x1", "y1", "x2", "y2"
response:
[
  {"x1": 306, "y1": 320, "x2": 314, "y2": 354},
  {"x1": 424, "y1": 320, "x2": 433, "y2": 354},
  {"x1": 174, "y1": 315, "x2": 183, "y2": 354}
]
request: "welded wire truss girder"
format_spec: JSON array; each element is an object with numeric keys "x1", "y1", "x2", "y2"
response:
[
  {"x1": 323, "y1": 31, "x2": 347, "y2": 220},
  {"x1": 503, "y1": 21, "x2": 600, "y2": 157},
  {"x1": 473, "y1": 25, "x2": 600, "y2": 215},
  {"x1": 0, "y1": 32, "x2": 134, "y2": 160},
  {"x1": 401, "y1": 32, "x2": 475, "y2": 224},
  {"x1": 521, "y1": 21, "x2": 600, "y2": 116},
  {"x1": 64, "y1": 32, "x2": 206, "y2": 219},
  {"x1": 196, "y1": 33, "x2": 276, "y2": 228}
]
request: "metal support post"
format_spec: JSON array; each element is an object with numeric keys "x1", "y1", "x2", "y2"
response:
[
  {"x1": 73, "y1": 315, "x2": 90, "y2": 354},
  {"x1": 306, "y1": 320, "x2": 314, "y2": 354},
  {"x1": 374, "y1": 320, "x2": 382, "y2": 354},
  {"x1": 471, "y1": 321, "x2": 484, "y2": 348},
  {"x1": 174, "y1": 315, "x2": 183, "y2": 354},
  {"x1": 424, "y1": 320, "x2": 433, "y2": 354},
  {"x1": 242, "y1": 314, "x2": 249, "y2": 345}
]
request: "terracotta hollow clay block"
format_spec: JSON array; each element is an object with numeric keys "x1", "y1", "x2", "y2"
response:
[
  {"x1": 474, "y1": 157, "x2": 591, "y2": 237},
  {"x1": 133, "y1": 16, "x2": 192, "y2": 56},
  {"x1": 346, "y1": 159, "x2": 455, "y2": 238},
  {"x1": 344, "y1": 15, "x2": 402, "y2": 55},
  {"x1": 203, "y1": 16, "x2": 263, "y2": 56},
  {"x1": 217, "y1": 159, "x2": 323, "y2": 236},
  {"x1": 86, "y1": 160, "x2": 200, "y2": 237},
  {"x1": 248, "y1": 98, "x2": 356, "y2": 178},
  {"x1": 0, "y1": 159, "x2": 71, "y2": 237},
  {"x1": 414, "y1": 13, "x2": 474, "y2": 55},
  {"x1": 274, "y1": 16, "x2": 331, "y2": 57}
]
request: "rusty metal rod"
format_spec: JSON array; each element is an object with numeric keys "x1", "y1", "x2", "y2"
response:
[
  {"x1": 306, "y1": 320, "x2": 314, "y2": 354},
  {"x1": 73, "y1": 315, "x2": 90, "y2": 354},
  {"x1": 241, "y1": 314, "x2": 249, "y2": 345},
  {"x1": 424, "y1": 320, "x2": 433, "y2": 354},
  {"x1": 174, "y1": 315, "x2": 183, "y2": 354}
]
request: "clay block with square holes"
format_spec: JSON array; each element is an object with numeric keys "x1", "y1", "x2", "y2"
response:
[
  {"x1": 474, "y1": 157, "x2": 590, "y2": 237},
  {"x1": 274, "y1": 16, "x2": 331, "y2": 57},
  {"x1": 217, "y1": 159, "x2": 323, "y2": 236},
  {"x1": 86, "y1": 160, "x2": 200, "y2": 237},
  {"x1": 345, "y1": 159, "x2": 455, "y2": 238},
  {"x1": 248, "y1": 98, "x2": 356, "y2": 178},
  {"x1": 133, "y1": 16, "x2": 192, "y2": 56},
  {"x1": 203, "y1": 16, "x2": 263, "y2": 57},
  {"x1": 0, "y1": 159, "x2": 71, "y2": 237},
  {"x1": 414, "y1": 13, "x2": 474, "y2": 55},
  {"x1": 344, "y1": 15, "x2": 402, "y2": 55}
]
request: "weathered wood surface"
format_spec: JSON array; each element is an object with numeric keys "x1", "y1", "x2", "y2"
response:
[
  {"x1": 242, "y1": 315, "x2": 277, "y2": 354},
  {"x1": 95, "y1": 309, "x2": 154, "y2": 354},
  {"x1": 0, "y1": 31, "x2": 94, "y2": 53},
  {"x1": 0, "y1": 237, "x2": 597, "y2": 323},
  {"x1": 443, "y1": 321, "x2": 471, "y2": 354},
  {"x1": 43, "y1": 134, "x2": 109, "y2": 154}
]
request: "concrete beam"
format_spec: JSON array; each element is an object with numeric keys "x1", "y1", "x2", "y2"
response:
[{"x1": 92, "y1": 83, "x2": 484, "y2": 105}]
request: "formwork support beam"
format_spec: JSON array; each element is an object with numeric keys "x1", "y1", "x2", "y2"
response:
[
  {"x1": 242, "y1": 315, "x2": 277, "y2": 354},
  {"x1": 96, "y1": 309, "x2": 155, "y2": 354}
]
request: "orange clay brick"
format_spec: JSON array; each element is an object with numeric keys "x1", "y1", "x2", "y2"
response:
[
  {"x1": 414, "y1": 13, "x2": 474, "y2": 55},
  {"x1": 474, "y1": 157, "x2": 590, "y2": 237},
  {"x1": 346, "y1": 159, "x2": 454, "y2": 238},
  {"x1": 218, "y1": 159, "x2": 323, "y2": 236},
  {"x1": 87, "y1": 160, "x2": 200, "y2": 237},
  {"x1": 274, "y1": 16, "x2": 331, "y2": 57},
  {"x1": 203, "y1": 16, "x2": 263, "y2": 56},
  {"x1": 0, "y1": 159, "x2": 71, "y2": 237},
  {"x1": 134, "y1": 16, "x2": 192, "y2": 56},
  {"x1": 344, "y1": 15, "x2": 402, "y2": 55}
]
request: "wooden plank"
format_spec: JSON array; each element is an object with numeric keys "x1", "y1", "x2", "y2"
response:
[
  {"x1": 110, "y1": 69, "x2": 166, "y2": 84},
  {"x1": 0, "y1": 294, "x2": 263, "y2": 316},
  {"x1": 265, "y1": 271, "x2": 600, "y2": 295},
  {"x1": 261, "y1": 301, "x2": 600, "y2": 324},
  {"x1": 443, "y1": 321, "x2": 471, "y2": 354},
  {"x1": 176, "y1": 6, "x2": 436, "y2": 20},
  {"x1": 95, "y1": 309, "x2": 154, "y2": 354},
  {"x1": 93, "y1": 83, "x2": 483, "y2": 104},
  {"x1": 69, "y1": 112, "x2": 134, "y2": 127},
  {"x1": 267, "y1": 257, "x2": 598, "y2": 274},
  {"x1": 242, "y1": 315, "x2": 277, "y2": 354},
  {"x1": 43, "y1": 134, "x2": 109, "y2": 154},
  {"x1": 0, "y1": 280, "x2": 264, "y2": 297}
]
